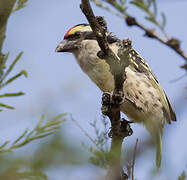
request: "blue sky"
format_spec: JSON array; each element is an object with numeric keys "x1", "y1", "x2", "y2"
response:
[{"x1": 1, "y1": 0, "x2": 187, "y2": 179}]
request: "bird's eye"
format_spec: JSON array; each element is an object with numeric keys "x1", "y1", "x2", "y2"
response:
[
  {"x1": 74, "y1": 32, "x2": 81, "y2": 37},
  {"x1": 64, "y1": 32, "x2": 81, "y2": 40}
]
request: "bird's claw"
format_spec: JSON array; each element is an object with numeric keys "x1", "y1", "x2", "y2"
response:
[
  {"x1": 102, "y1": 91, "x2": 125, "y2": 106},
  {"x1": 108, "y1": 118, "x2": 133, "y2": 138},
  {"x1": 112, "y1": 91, "x2": 125, "y2": 105},
  {"x1": 101, "y1": 92, "x2": 112, "y2": 116}
]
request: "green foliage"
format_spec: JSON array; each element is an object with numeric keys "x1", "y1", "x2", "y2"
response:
[
  {"x1": 0, "y1": 52, "x2": 27, "y2": 111},
  {"x1": 88, "y1": 118, "x2": 110, "y2": 168},
  {"x1": 130, "y1": 0, "x2": 168, "y2": 38},
  {"x1": 92, "y1": 0, "x2": 168, "y2": 39},
  {"x1": 0, "y1": 168, "x2": 48, "y2": 180},
  {"x1": 71, "y1": 116, "x2": 110, "y2": 169},
  {"x1": 0, "y1": 113, "x2": 66, "y2": 153},
  {"x1": 12, "y1": 0, "x2": 28, "y2": 13},
  {"x1": 178, "y1": 171, "x2": 187, "y2": 180},
  {"x1": 0, "y1": 124, "x2": 92, "y2": 180},
  {"x1": 113, "y1": 0, "x2": 127, "y2": 13}
]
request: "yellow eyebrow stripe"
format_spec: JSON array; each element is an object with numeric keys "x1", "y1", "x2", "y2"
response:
[{"x1": 68, "y1": 25, "x2": 92, "y2": 35}]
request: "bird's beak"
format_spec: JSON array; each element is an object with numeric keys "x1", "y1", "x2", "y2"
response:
[{"x1": 55, "y1": 39, "x2": 77, "y2": 53}]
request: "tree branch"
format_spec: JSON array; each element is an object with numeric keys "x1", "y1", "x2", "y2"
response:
[
  {"x1": 80, "y1": 1, "x2": 133, "y2": 179},
  {"x1": 0, "y1": 0, "x2": 17, "y2": 53},
  {"x1": 125, "y1": 15, "x2": 187, "y2": 63},
  {"x1": 92, "y1": 0, "x2": 187, "y2": 69}
]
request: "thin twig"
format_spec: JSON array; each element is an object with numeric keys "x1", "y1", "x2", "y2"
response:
[
  {"x1": 70, "y1": 115, "x2": 96, "y2": 145},
  {"x1": 132, "y1": 138, "x2": 138, "y2": 180},
  {"x1": 93, "y1": 0, "x2": 187, "y2": 67},
  {"x1": 126, "y1": 15, "x2": 187, "y2": 62},
  {"x1": 92, "y1": 0, "x2": 124, "y2": 18}
]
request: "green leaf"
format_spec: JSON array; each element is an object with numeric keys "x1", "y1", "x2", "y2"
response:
[
  {"x1": 51, "y1": 113, "x2": 67, "y2": 121},
  {"x1": 89, "y1": 156, "x2": 100, "y2": 166},
  {"x1": 0, "y1": 141, "x2": 9, "y2": 149},
  {"x1": 0, "y1": 92, "x2": 24, "y2": 98},
  {"x1": 0, "y1": 114, "x2": 65, "y2": 153},
  {"x1": 12, "y1": 0, "x2": 28, "y2": 13},
  {"x1": 41, "y1": 119, "x2": 65, "y2": 129},
  {"x1": 151, "y1": 0, "x2": 157, "y2": 17},
  {"x1": 38, "y1": 126, "x2": 60, "y2": 134},
  {"x1": 0, "y1": 102, "x2": 14, "y2": 109},
  {"x1": 29, "y1": 132, "x2": 54, "y2": 141},
  {"x1": 19, "y1": 170, "x2": 48, "y2": 180},
  {"x1": 34, "y1": 114, "x2": 45, "y2": 131},
  {"x1": 89, "y1": 146, "x2": 93, "y2": 152},
  {"x1": 131, "y1": 0, "x2": 151, "y2": 15},
  {"x1": 161, "y1": 12, "x2": 166, "y2": 28},
  {"x1": 13, "y1": 128, "x2": 29, "y2": 145},
  {"x1": 178, "y1": 171, "x2": 186, "y2": 180},
  {"x1": 1, "y1": 52, "x2": 23, "y2": 83},
  {"x1": 145, "y1": 16, "x2": 158, "y2": 26},
  {"x1": 1, "y1": 70, "x2": 27, "y2": 88},
  {"x1": 130, "y1": 0, "x2": 155, "y2": 18},
  {"x1": 114, "y1": 1, "x2": 126, "y2": 13}
]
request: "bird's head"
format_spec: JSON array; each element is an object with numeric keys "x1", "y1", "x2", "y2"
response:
[
  {"x1": 55, "y1": 24, "x2": 95, "y2": 53},
  {"x1": 56, "y1": 24, "x2": 119, "y2": 54}
]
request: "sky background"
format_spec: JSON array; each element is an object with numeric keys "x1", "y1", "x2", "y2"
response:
[{"x1": 1, "y1": 0, "x2": 187, "y2": 179}]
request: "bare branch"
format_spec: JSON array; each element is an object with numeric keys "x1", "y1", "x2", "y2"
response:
[
  {"x1": 125, "y1": 15, "x2": 187, "y2": 63},
  {"x1": 92, "y1": 0, "x2": 187, "y2": 69}
]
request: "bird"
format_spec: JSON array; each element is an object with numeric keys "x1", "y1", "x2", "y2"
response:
[{"x1": 55, "y1": 24, "x2": 176, "y2": 168}]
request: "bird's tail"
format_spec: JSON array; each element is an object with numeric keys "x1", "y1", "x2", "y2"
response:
[{"x1": 156, "y1": 133, "x2": 162, "y2": 168}]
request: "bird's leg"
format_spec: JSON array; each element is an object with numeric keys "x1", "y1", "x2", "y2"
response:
[
  {"x1": 108, "y1": 118, "x2": 133, "y2": 138},
  {"x1": 101, "y1": 92, "x2": 133, "y2": 138},
  {"x1": 101, "y1": 92, "x2": 112, "y2": 116},
  {"x1": 101, "y1": 91, "x2": 124, "y2": 110},
  {"x1": 101, "y1": 91, "x2": 125, "y2": 116},
  {"x1": 120, "y1": 118, "x2": 133, "y2": 137}
]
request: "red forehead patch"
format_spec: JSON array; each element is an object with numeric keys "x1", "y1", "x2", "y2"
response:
[{"x1": 64, "y1": 26, "x2": 76, "y2": 39}]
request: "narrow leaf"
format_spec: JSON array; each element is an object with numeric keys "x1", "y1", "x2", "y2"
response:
[
  {"x1": 0, "y1": 102, "x2": 14, "y2": 109},
  {"x1": 152, "y1": 0, "x2": 157, "y2": 17},
  {"x1": 51, "y1": 113, "x2": 67, "y2": 122},
  {"x1": 0, "y1": 92, "x2": 24, "y2": 98},
  {"x1": 12, "y1": 0, "x2": 28, "y2": 13},
  {"x1": 40, "y1": 120, "x2": 64, "y2": 130},
  {"x1": 145, "y1": 16, "x2": 158, "y2": 26},
  {"x1": 35, "y1": 114, "x2": 45, "y2": 130},
  {"x1": 31, "y1": 132, "x2": 54, "y2": 140},
  {"x1": 161, "y1": 12, "x2": 166, "y2": 28},
  {"x1": 2, "y1": 52, "x2": 23, "y2": 82},
  {"x1": 130, "y1": 0, "x2": 149, "y2": 14},
  {"x1": 41, "y1": 126, "x2": 60, "y2": 133},
  {"x1": 1, "y1": 70, "x2": 27, "y2": 88},
  {"x1": 13, "y1": 128, "x2": 29, "y2": 145},
  {"x1": 0, "y1": 141, "x2": 9, "y2": 149}
]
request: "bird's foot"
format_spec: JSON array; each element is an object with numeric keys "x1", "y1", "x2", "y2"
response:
[
  {"x1": 120, "y1": 118, "x2": 133, "y2": 137},
  {"x1": 108, "y1": 118, "x2": 133, "y2": 138},
  {"x1": 101, "y1": 92, "x2": 112, "y2": 116},
  {"x1": 101, "y1": 91, "x2": 124, "y2": 107},
  {"x1": 112, "y1": 90, "x2": 125, "y2": 105}
]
